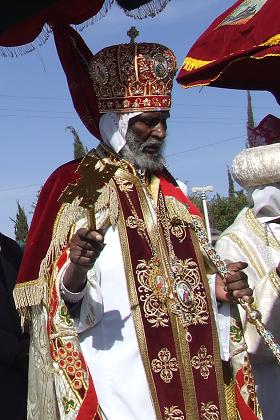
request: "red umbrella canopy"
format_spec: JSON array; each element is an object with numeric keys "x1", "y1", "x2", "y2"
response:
[
  {"x1": 176, "y1": 0, "x2": 280, "y2": 103},
  {"x1": 0, "y1": 0, "x2": 170, "y2": 56}
]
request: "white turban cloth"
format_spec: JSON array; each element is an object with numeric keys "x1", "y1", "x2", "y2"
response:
[{"x1": 99, "y1": 112, "x2": 142, "y2": 154}]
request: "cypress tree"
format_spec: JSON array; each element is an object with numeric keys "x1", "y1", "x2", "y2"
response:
[
  {"x1": 66, "y1": 126, "x2": 88, "y2": 159},
  {"x1": 10, "y1": 201, "x2": 29, "y2": 246},
  {"x1": 247, "y1": 90, "x2": 255, "y2": 147}
]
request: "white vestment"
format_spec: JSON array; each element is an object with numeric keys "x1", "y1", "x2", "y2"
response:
[{"x1": 215, "y1": 206, "x2": 280, "y2": 420}]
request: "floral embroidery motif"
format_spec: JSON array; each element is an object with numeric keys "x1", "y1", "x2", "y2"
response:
[
  {"x1": 230, "y1": 318, "x2": 244, "y2": 343},
  {"x1": 242, "y1": 355, "x2": 257, "y2": 401},
  {"x1": 201, "y1": 402, "x2": 219, "y2": 419},
  {"x1": 62, "y1": 397, "x2": 76, "y2": 414},
  {"x1": 114, "y1": 177, "x2": 133, "y2": 192},
  {"x1": 60, "y1": 304, "x2": 72, "y2": 327},
  {"x1": 191, "y1": 346, "x2": 214, "y2": 379},
  {"x1": 136, "y1": 258, "x2": 169, "y2": 327},
  {"x1": 170, "y1": 258, "x2": 209, "y2": 335},
  {"x1": 164, "y1": 405, "x2": 184, "y2": 420},
  {"x1": 151, "y1": 348, "x2": 178, "y2": 383},
  {"x1": 51, "y1": 341, "x2": 87, "y2": 392},
  {"x1": 126, "y1": 215, "x2": 146, "y2": 236}
]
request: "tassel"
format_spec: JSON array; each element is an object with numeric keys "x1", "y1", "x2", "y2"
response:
[{"x1": 118, "y1": 0, "x2": 171, "y2": 19}]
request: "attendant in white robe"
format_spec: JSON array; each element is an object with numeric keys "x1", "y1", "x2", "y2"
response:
[{"x1": 215, "y1": 114, "x2": 280, "y2": 420}]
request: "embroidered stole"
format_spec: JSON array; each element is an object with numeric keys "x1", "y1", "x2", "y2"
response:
[{"x1": 114, "y1": 168, "x2": 228, "y2": 419}]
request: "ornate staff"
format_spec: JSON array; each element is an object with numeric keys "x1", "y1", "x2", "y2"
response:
[
  {"x1": 59, "y1": 152, "x2": 117, "y2": 230},
  {"x1": 190, "y1": 215, "x2": 280, "y2": 365}
]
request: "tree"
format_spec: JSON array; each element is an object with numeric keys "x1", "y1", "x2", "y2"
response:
[
  {"x1": 227, "y1": 166, "x2": 235, "y2": 198},
  {"x1": 247, "y1": 90, "x2": 255, "y2": 147},
  {"x1": 10, "y1": 201, "x2": 29, "y2": 246},
  {"x1": 66, "y1": 126, "x2": 88, "y2": 159}
]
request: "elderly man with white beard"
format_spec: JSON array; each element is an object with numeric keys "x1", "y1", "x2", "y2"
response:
[{"x1": 14, "y1": 29, "x2": 260, "y2": 420}]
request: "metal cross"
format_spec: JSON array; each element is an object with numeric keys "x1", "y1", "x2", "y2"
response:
[{"x1": 127, "y1": 26, "x2": 139, "y2": 44}]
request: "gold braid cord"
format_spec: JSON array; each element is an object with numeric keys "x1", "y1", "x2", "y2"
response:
[{"x1": 190, "y1": 216, "x2": 280, "y2": 365}]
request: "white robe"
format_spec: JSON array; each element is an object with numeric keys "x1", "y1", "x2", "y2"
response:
[{"x1": 215, "y1": 207, "x2": 280, "y2": 420}]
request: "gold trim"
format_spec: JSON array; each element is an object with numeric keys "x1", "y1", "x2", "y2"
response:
[
  {"x1": 190, "y1": 228, "x2": 229, "y2": 420},
  {"x1": 246, "y1": 208, "x2": 280, "y2": 252},
  {"x1": 182, "y1": 56, "x2": 214, "y2": 71},
  {"x1": 13, "y1": 278, "x2": 46, "y2": 309},
  {"x1": 117, "y1": 192, "x2": 163, "y2": 420},
  {"x1": 260, "y1": 34, "x2": 280, "y2": 47},
  {"x1": 269, "y1": 269, "x2": 280, "y2": 297},
  {"x1": 170, "y1": 313, "x2": 199, "y2": 419}
]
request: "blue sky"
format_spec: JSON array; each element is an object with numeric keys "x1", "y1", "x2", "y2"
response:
[{"x1": 0, "y1": 0, "x2": 279, "y2": 238}]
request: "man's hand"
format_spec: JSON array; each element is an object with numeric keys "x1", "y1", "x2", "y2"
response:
[
  {"x1": 63, "y1": 228, "x2": 104, "y2": 293},
  {"x1": 215, "y1": 261, "x2": 253, "y2": 304}
]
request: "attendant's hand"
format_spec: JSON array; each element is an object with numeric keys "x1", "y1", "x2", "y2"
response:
[
  {"x1": 215, "y1": 261, "x2": 253, "y2": 304},
  {"x1": 63, "y1": 228, "x2": 104, "y2": 293}
]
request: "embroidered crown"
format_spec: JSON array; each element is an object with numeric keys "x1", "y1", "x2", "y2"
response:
[{"x1": 89, "y1": 27, "x2": 177, "y2": 114}]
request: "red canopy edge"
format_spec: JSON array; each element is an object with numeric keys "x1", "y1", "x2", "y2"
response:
[{"x1": 176, "y1": 0, "x2": 280, "y2": 103}]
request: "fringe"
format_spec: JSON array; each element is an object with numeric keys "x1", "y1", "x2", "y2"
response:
[
  {"x1": 119, "y1": 0, "x2": 170, "y2": 19},
  {"x1": 13, "y1": 278, "x2": 46, "y2": 309},
  {"x1": 0, "y1": 25, "x2": 52, "y2": 58},
  {"x1": 182, "y1": 56, "x2": 214, "y2": 72},
  {"x1": 0, "y1": 0, "x2": 114, "y2": 58},
  {"x1": 74, "y1": 0, "x2": 114, "y2": 32}
]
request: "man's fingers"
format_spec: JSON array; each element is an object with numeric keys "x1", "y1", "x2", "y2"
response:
[{"x1": 226, "y1": 261, "x2": 248, "y2": 272}]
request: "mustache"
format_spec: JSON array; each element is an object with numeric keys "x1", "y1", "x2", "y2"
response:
[{"x1": 139, "y1": 137, "x2": 163, "y2": 152}]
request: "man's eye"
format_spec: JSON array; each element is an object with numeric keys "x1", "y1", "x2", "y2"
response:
[{"x1": 141, "y1": 118, "x2": 157, "y2": 127}]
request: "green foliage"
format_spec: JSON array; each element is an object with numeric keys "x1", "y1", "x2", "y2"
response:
[
  {"x1": 66, "y1": 126, "x2": 88, "y2": 159},
  {"x1": 10, "y1": 201, "x2": 29, "y2": 245},
  {"x1": 189, "y1": 190, "x2": 248, "y2": 233},
  {"x1": 208, "y1": 190, "x2": 248, "y2": 232}
]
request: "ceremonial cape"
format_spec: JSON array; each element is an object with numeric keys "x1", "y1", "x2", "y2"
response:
[{"x1": 14, "y1": 147, "x2": 260, "y2": 419}]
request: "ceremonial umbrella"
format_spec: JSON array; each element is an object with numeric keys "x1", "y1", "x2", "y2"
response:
[
  {"x1": 0, "y1": 0, "x2": 170, "y2": 56},
  {"x1": 176, "y1": 0, "x2": 280, "y2": 103}
]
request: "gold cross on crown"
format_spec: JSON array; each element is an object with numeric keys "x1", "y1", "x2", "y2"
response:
[{"x1": 127, "y1": 26, "x2": 139, "y2": 44}]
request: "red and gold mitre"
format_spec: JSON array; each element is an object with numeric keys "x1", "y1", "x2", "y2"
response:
[{"x1": 89, "y1": 27, "x2": 177, "y2": 113}]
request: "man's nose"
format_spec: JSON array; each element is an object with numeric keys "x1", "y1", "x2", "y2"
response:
[{"x1": 152, "y1": 121, "x2": 166, "y2": 140}]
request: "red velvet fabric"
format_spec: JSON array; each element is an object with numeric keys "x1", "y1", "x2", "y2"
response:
[
  {"x1": 0, "y1": 0, "x2": 105, "y2": 46},
  {"x1": 53, "y1": 25, "x2": 102, "y2": 140},
  {"x1": 16, "y1": 159, "x2": 81, "y2": 285},
  {"x1": 176, "y1": 0, "x2": 280, "y2": 103}
]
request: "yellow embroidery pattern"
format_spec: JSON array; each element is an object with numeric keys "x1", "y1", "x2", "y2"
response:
[
  {"x1": 151, "y1": 348, "x2": 178, "y2": 383},
  {"x1": 136, "y1": 258, "x2": 169, "y2": 327},
  {"x1": 201, "y1": 401, "x2": 220, "y2": 419},
  {"x1": 164, "y1": 405, "x2": 184, "y2": 420},
  {"x1": 191, "y1": 345, "x2": 214, "y2": 380}
]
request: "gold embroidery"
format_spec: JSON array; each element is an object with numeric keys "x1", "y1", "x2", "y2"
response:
[
  {"x1": 191, "y1": 346, "x2": 214, "y2": 379},
  {"x1": 114, "y1": 176, "x2": 133, "y2": 192},
  {"x1": 151, "y1": 348, "x2": 178, "y2": 383},
  {"x1": 126, "y1": 215, "x2": 146, "y2": 236},
  {"x1": 171, "y1": 258, "x2": 209, "y2": 334},
  {"x1": 164, "y1": 405, "x2": 184, "y2": 420},
  {"x1": 201, "y1": 402, "x2": 220, "y2": 419},
  {"x1": 136, "y1": 258, "x2": 169, "y2": 327}
]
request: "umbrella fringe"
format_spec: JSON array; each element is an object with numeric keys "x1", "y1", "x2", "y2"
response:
[
  {"x1": 74, "y1": 0, "x2": 114, "y2": 32},
  {"x1": 119, "y1": 0, "x2": 170, "y2": 19},
  {"x1": 0, "y1": 25, "x2": 52, "y2": 58}
]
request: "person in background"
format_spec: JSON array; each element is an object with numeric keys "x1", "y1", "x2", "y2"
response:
[
  {"x1": 215, "y1": 114, "x2": 280, "y2": 420},
  {"x1": 0, "y1": 232, "x2": 28, "y2": 419}
]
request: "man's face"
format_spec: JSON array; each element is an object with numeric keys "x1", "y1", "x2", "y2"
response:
[{"x1": 120, "y1": 111, "x2": 169, "y2": 172}]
